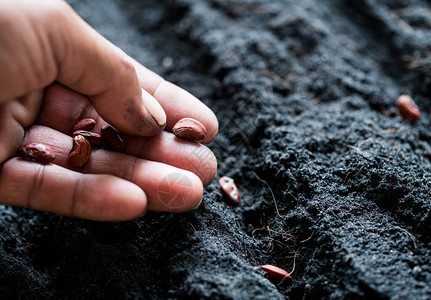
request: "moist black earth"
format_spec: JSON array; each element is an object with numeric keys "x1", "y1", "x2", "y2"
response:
[{"x1": 1, "y1": 0, "x2": 431, "y2": 299}]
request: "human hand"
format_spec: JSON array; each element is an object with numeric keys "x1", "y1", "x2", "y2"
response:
[{"x1": 0, "y1": 0, "x2": 218, "y2": 220}]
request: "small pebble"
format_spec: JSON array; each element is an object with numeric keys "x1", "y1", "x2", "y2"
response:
[{"x1": 162, "y1": 56, "x2": 174, "y2": 69}]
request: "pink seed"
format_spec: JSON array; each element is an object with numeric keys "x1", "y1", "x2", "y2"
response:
[
  {"x1": 218, "y1": 176, "x2": 240, "y2": 204},
  {"x1": 397, "y1": 95, "x2": 420, "y2": 122},
  {"x1": 261, "y1": 265, "x2": 291, "y2": 280}
]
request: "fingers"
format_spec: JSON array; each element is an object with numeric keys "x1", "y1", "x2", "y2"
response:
[
  {"x1": 0, "y1": 0, "x2": 217, "y2": 140},
  {"x1": 38, "y1": 65, "x2": 217, "y2": 145},
  {"x1": 0, "y1": 158, "x2": 147, "y2": 221},
  {"x1": 40, "y1": 76, "x2": 218, "y2": 145},
  {"x1": 154, "y1": 81, "x2": 218, "y2": 144},
  {"x1": 126, "y1": 132, "x2": 217, "y2": 186},
  {"x1": 36, "y1": 84, "x2": 218, "y2": 185},
  {"x1": 0, "y1": 0, "x2": 165, "y2": 136},
  {"x1": 36, "y1": 84, "x2": 97, "y2": 135},
  {"x1": 23, "y1": 126, "x2": 204, "y2": 212},
  {"x1": 131, "y1": 60, "x2": 219, "y2": 144},
  {"x1": 86, "y1": 151, "x2": 204, "y2": 212}
]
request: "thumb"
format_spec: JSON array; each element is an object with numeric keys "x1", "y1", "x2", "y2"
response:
[{"x1": 0, "y1": 0, "x2": 166, "y2": 136}]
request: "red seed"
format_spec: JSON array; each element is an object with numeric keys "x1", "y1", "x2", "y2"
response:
[
  {"x1": 397, "y1": 95, "x2": 420, "y2": 122},
  {"x1": 218, "y1": 176, "x2": 240, "y2": 204},
  {"x1": 17, "y1": 143, "x2": 56, "y2": 164},
  {"x1": 73, "y1": 118, "x2": 96, "y2": 132},
  {"x1": 73, "y1": 130, "x2": 103, "y2": 146},
  {"x1": 101, "y1": 125, "x2": 126, "y2": 152},
  {"x1": 172, "y1": 118, "x2": 207, "y2": 142},
  {"x1": 69, "y1": 135, "x2": 92, "y2": 167},
  {"x1": 261, "y1": 265, "x2": 291, "y2": 280}
]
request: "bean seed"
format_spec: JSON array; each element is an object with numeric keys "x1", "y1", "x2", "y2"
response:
[
  {"x1": 73, "y1": 118, "x2": 96, "y2": 132},
  {"x1": 398, "y1": 95, "x2": 420, "y2": 122},
  {"x1": 261, "y1": 265, "x2": 291, "y2": 280},
  {"x1": 69, "y1": 135, "x2": 91, "y2": 167},
  {"x1": 101, "y1": 125, "x2": 126, "y2": 152},
  {"x1": 218, "y1": 176, "x2": 240, "y2": 204},
  {"x1": 17, "y1": 143, "x2": 56, "y2": 164},
  {"x1": 172, "y1": 118, "x2": 207, "y2": 142},
  {"x1": 73, "y1": 130, "x2": 103, "y2": 146}
]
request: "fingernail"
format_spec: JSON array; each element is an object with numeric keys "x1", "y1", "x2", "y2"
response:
[
  {"x1": 140, "y1": 206, "x2": 148, "y2": 217},
  {"x1": 193, "y1": 197, "x2": 203, "y2": 210},
  {"x1": 141, "y1": 88, "x2": 166, "y2": 128}
]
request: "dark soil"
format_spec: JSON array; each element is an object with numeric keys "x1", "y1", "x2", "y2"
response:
[{"x1": 2, "y1": 0, "x2": 431, "y2": 299}]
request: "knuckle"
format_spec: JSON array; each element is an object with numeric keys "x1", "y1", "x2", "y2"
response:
[
  {"x1": 123, "y1": 157, "x2": 140, "y2": 182},
  {"x1": 0, "y1": 9, "x2": 14, "y2": 31},
  {"x1": 27, "y1": 164, "x2": 46, "y2": 210},
  {"x1": 118, "y1": 56, "x2": 137, "y2": 78},
  {"x1": 40, "y1": 0, "x2": 71, "y2": 20},
  {"x1": 69, "y1": 175, "x2": 83, "y2": 218}
]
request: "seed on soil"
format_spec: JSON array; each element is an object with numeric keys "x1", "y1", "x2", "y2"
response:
[
  {"x1": 73, "y1": 130, "x2": 103, "y2": 146},
  {"x1": 17, "y1": 143, "x2": 56, "y2": 164},
  {"x1": 172, "y1": 118, "x2": 207, "y2": 142},
  {"x1": 218, "y1": 176, "x2": 240, "y2": 204},
  {"x1": 73, "y1": 118, "x2": 96, "y2": 132},
  {"x1": 69, "y1": 135, "x2": 92, "y2": 167},
  {"x1": 261, "y1": 265, "x2": 291, "y2": 280},
  {"x1": 397, "y1": 95, "x2": 420, "y2": 122},
  {"x1": 101, "y1": 125, "x2": 126, "y2": 152}
]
